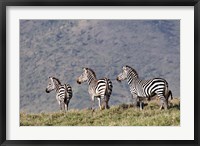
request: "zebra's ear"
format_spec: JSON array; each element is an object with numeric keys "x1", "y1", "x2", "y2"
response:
[
  {"x1": 82, "y1": 67, "x2": 87, "y2": 71},
  {"x1": 51, "y1": 76, "x2": 56, "y2": 80},
  {"x1": 125, "y1": 65, "x2": 129, "y2": 68}
]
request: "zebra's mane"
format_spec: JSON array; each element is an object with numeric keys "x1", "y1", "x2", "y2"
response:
[
  {"x1": 51, "y1": 77, "x2": 61, "y2": 85},
  {"x1": 86, "y1": 68, "x2": 97, "y2": 79},
  {"x1": 125, "y1": 65, "x2": 139, "y2": 78}
]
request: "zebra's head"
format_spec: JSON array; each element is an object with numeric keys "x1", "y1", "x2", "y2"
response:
[
  {"x1": 77, "y1": 68, "x2": 96, "y2": 84},
  {"x1": 46, "y1": 77, "x2": 61, "y2": 93},
  {"x1": 116, "y1": 66, "x2": 129, "y2": 82},
  {"x1": 116, "y1": 65, "x2": 139, "y2": 82}
]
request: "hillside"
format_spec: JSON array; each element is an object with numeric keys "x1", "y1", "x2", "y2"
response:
[
  {"x1": 20, "y1": 98, "x2": 180, "y2": 126},
  {"x1": 20, "y1": 20, "x2": 180, "y2": 113}
]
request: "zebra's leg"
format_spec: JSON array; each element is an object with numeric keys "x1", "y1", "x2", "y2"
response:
[
  {"x1": 138, "y1": 96, "x2": 144, "y2": 110},
  {"x1": 90, "y1": 97, "x2": 95, "y2": 110},
  {"x1": 59, "y1": 101, "x2": 62, "y2": 111},
  {"x1": 164, "y1": 98, "x2": 168, "y2": 110},
  {"x1": 64, "y1": 103, "x2": 67, "y2": 111},
  {"x1": 57, "y1": 100, "x2": 62, "y2": 111},
  {"x1": 131, "y1": 94, "x2": 138, "y2": 107},
  {"x1": 139, "y1": 102, "x2": 142, "y2": 110},
  {"x1": 64, "y1": 101, "x2": 69, "y2": 111},
  {"x1": 159, "y1": 96, "x2": 168, "y2": 110},
  {"x1": 56, "y1": 95, "x2": 62, "y2": 111},
  {"x1": 139, "y1": 101, "x2": 144, "y2": 110},
  {"x1": 66, "y1": 100, "x2": 69, "y2": 111},
  {"x1": 103, "y1": 95, "x2": 109, "y2": 110},
  {"x1": 61, "y1": 102, "x2": 65, "y2": 111},
  {"x1": 97, "y1": 98, "x2": 102, "y2": 110},
  {"x1": 105, "y1": 99, "x2": 110, "y2": 109},
  {"x1": 64, "y1": 98, "x2": 69, "y2": 111}
]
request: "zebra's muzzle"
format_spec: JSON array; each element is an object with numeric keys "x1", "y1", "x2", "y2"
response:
[
  {"x1": 45, "y1": 89, "x2": 50, "y2": 93},
  {"x1": 77, "y1": 79, "x2": 81, "y2": 84},
  {"x1": 116, "y1": 77, "x2": 121, "y2": 82}
]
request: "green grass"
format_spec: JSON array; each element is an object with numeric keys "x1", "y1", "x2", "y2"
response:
[{"x1": 20, "y1": 98, "x2": 180, "y2": 126}]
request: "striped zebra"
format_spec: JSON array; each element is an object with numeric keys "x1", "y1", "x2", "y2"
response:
[
  {"x1": 45, "y1": 76, "x2": 73, "y2": 111},
  {"x1": 116, "y1": 65, "x2": 172, "y2": 110},
  {"x1": 76, "y1": 68, "x2": 113, "y2": 110}
]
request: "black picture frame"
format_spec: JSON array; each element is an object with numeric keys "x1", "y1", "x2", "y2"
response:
[{"x1": 0, "y1": 0, "x2": 199, "y2": 146}]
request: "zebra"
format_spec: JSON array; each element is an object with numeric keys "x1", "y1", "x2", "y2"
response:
[
  {"x1": 45, "y1": 76, "x2": 73, "y2": 111},
  {"x1": 76, "y1": 67, "x2": 113, "y2": 110},
  {"x1": 116, "y1": 65, "x2": 172, "y2": 110}
]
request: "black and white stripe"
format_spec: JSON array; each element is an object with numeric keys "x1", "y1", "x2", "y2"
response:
[
  {"x1": 116, "y1": 65, "x2": 172, "y2": 110},
  {"x1": 77, "y1": 68, "x2": 113, "y2": 110},
  {"x1": 45, "y1": 76, "x2": 73, "y2": 111}
]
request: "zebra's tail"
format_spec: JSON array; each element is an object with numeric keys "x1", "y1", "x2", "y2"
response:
[
  {"x1": 168, "y1": 90, "x2": 173, "y2": 100},
  {"x1": 105, "y1": 78, "x2": 113, "y2": 97},
  {"x1": 65, "y1": 84, "x2": 73, "y2": 100},
  {"x1": 104, "y1": 77, "x2": 112, "y2": 109},
  {"x1": 164, "y1": 80, "x2": 173, "y2": 100},
  {"x1": 104, "y1": 78, "x2": 109, "y2": 98}
]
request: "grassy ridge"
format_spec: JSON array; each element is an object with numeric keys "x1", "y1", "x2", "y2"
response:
[{"x1": 20, "y1": 98, "x2": 180, "y2": 126}]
